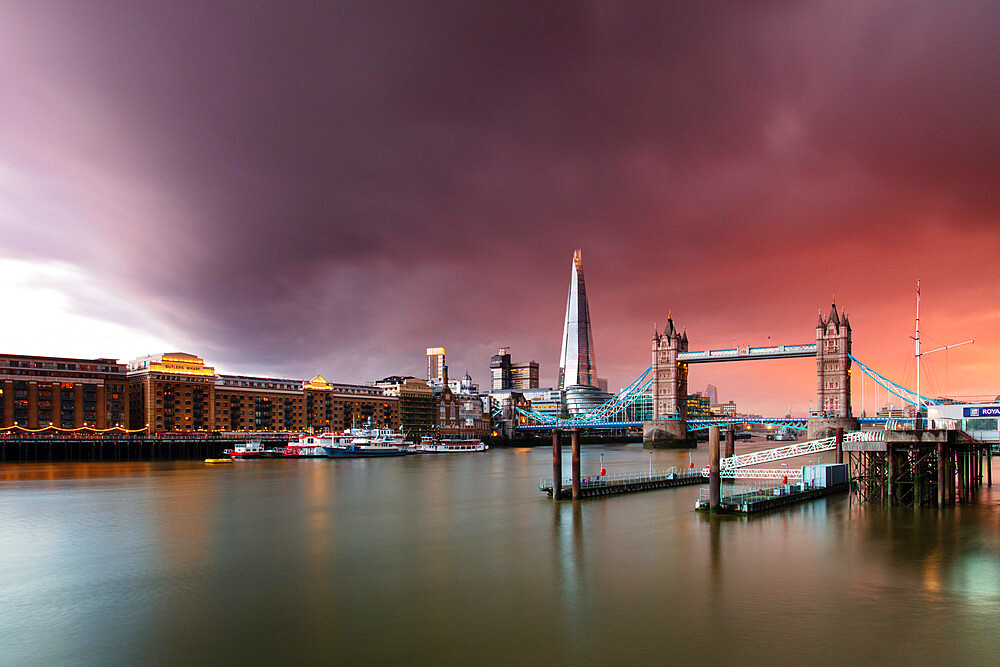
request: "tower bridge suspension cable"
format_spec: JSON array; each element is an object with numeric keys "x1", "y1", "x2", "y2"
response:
[
  {"x1": 515, "y1": 365, "x2": 653, "y2": 425},
  {"x1": 848, "y1": 354, "x2": 940, "y2": 407}
]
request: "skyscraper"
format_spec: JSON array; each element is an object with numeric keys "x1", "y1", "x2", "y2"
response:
[
  {"x1": 426, "y1": 347, "x2": 446, "y2": 385},
  {"x1": 558, "y1": 249, "x2": 598, "y2": 390}
]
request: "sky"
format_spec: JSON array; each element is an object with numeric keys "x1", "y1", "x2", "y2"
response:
[{"x1": 2, "y1": 1, "x2": 999, "y2": 415}]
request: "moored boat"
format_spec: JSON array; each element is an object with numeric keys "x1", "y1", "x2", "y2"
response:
[
  {"x1": 204, "y1": 458, "x2": 232, "y2": 464},
  {"x1": 321, "y1": 442, "x2": 408, "y2": 458},
  {"x1": 413, "y1": 436, "x2": 488, "y2": 453},
  {"x1": 224, "y1": 441, "x2": 266, "y2": 459}
]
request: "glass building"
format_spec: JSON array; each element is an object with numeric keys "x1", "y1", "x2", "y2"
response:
[{"x1": 558, "y1": 249, "x2": 598, "y2": 392}]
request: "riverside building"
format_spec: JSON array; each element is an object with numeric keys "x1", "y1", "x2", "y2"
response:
[
  {"x1": 375, "y1": 376, "x2": 436, "y2": 439},
  {"x1": 0, "y1": 353, "x2": 129, "y2": 430},
  {"x1": 127, "y1": 352, "x2": 398, "y2": 435}
]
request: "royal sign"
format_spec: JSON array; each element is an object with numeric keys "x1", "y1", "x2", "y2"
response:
[{"x1": 964, "y1": 406, "x2": 1000, "y2": 418}]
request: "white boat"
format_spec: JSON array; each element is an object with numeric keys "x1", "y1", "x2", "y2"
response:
[
  {"x1": 413, "y1": 436, "x2": 488, "y2": 453},
  {"x1": 224, "y1": 441, "x2": 266, "y2": 458}
]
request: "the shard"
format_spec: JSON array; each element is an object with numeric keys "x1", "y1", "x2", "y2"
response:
[{"x1": 558, "y1": 249, "x2": 598, "y2": 390}]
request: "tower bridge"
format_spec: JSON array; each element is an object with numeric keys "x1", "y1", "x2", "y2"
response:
[
  {"x1": 514, "y1": 301, "x2": 866, "y2": 443},
  {"x1": 645, "y1": 302, "x2": 855, "y2": 445}
]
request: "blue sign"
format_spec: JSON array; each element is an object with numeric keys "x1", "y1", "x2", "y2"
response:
[{"x1": 963, "y1": 406, "x2": 1000, "y2": 418}]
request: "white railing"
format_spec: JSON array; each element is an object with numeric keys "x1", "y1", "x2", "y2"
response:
[
  {"x1": 720, "y1": 468, "x2": 803, "y2": 479},
  {"x1": 720, "y1": 430, "x2": 881, "y2": 470}
]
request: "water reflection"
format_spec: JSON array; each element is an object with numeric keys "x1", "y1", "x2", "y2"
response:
[{"x1": 1, "y1": 446, "x2": 1000, "y2": 664}]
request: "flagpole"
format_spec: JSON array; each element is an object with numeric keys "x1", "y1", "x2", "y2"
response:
[{"x1": 915, "y1": 279, "x2": 921, "y2": 429}]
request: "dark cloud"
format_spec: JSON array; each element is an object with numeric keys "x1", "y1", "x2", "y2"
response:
[{"x1": 1, "y1": 1, "x2": 999, "y2": 412}]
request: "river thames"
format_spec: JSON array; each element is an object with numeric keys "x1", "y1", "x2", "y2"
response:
[{"x1": 2, "y1": 442, "x2": 1000, "y2": 665}]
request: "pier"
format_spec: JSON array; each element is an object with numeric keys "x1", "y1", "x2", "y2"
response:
[
  {"x1": 0, "y1": 434, "x2": 291, "y2": 462},
  {"x1": 845, "y1": 428, "x2": 991, "y2": 507},
  {"x1": 694, "y1": 480, "x2": 848, "y2": 514},
  {"x1": 539, "y1": 467, "x2": 703, "y2": 499}
]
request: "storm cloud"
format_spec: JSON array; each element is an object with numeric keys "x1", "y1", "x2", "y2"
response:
[{"x1": 2, "y1": 1, "x2": 999, "y2": 413}]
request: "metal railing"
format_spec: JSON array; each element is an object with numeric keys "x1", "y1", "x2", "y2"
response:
[
  {"x1": 720, "y1": 468, "x2": 803, "y2": 479},
  {"x1": 540, "y1": 466, "x2": 699, "y2": 490},
  {"x1": 698, "y1": 480, "x2": 805, "y2": 504},
  {"x1": 720, "y1": 430, "x2": 881, "y2": 470}
]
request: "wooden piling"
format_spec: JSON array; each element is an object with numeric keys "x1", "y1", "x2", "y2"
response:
[
  {"x1": 887, "y1": 445, "x2": 895, "y2": 506},
  {"x1": 724, "y1": 428, "x2": 735, "y2": 459},
  {"x1": 988, "y1": 446, "x2": 993, "y2": 487},
  {"x1": 835, "y1": 427, "x2": 844, "y2": 465},
  {"x1": 937, "y1": 442, "x2": 946, "y2": 507},
  {"x1": 709, "y1": 426, "x2": 720, "y2": 511},
  {"x1": 551, "y1": 430, "x2": 562, "y2": 500},
  {"x1": 571, "y1": 429, "x2": 581, "y2": 501}
]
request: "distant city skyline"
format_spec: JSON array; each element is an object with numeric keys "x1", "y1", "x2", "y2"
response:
[{"x1": 2, "y1": 3, "x2": 999, "y2": 415}]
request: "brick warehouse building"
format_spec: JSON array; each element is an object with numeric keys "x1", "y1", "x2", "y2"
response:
[
  {"x1": 0, "y1": 354, "x2": 129, "y2": 430},
  {"x1": 127, "y1": 352, "x2": 399, "y2": 436}
]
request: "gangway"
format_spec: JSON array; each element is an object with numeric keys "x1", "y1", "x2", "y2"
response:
[{"x1": 719, "y1": 430, "x2": 883, "y2": 471}]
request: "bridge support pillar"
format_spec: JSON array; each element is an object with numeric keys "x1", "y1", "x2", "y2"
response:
[
  {"x1": 724, "y1": 428, "x2": 735, "y2": 459},
  {"x1": 807, "y1": 416, "x2": 858, "y2": 441},
  {"x1": 709, "y1": 426, "x2": 721, "y2": 511},
  {"x1": 551, "y1": 430, "x2": 562, "y2": 500},
  {"x1": 571, "y1": 430, "x2": 581, "y2": 501},
  {"x1": 835, "y1": 427, "x2": 844, "y2": 465},
  {"x1": 642, "y1": 419, "x2": 690, "y2": 448}
]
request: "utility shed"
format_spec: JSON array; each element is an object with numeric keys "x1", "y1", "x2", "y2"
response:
[{"x1": 802, "y1": 463, "x2": 848, "y2": 488}]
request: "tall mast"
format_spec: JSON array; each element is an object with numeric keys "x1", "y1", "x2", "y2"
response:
[{"x1": 915, "y1": 279, "x2": 921, "y2": 428}]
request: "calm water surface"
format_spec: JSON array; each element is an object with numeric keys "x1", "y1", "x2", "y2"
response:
[{"x1": 2, "y1": 442, "x2": 1000, "y2": 665}]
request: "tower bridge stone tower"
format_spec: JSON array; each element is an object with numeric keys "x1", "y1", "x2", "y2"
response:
[
  {"x1": 651, "y1": 315, "x2": 688, "y2": 421},
  {"x1": 644, "y1": 315, "x2": 691, "y2": 445},
  {"x1": 816, "y1": 303, "x2": 852, "y2": 418}
]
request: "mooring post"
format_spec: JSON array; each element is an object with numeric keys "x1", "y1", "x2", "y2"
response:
[
  {"x1": 551, "y1": 429, "x2": 562, "y2": 500},
  {"x1": 724, "y1": 428, "x2": 735, "y2": 459},
  {"x1": 571, "y1": 429, "x2": 581, "y2": 501},
  {"x1": 709, "y1": 426, "x2": 721, "y2": 512},
  {"x1": 835, "y1": 427, "x2": 844, "y2": 465}
]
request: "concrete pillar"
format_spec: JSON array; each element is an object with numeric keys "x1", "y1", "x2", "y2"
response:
[
  {"x1": 724, "y1": 428, "x2": 735, "y2": 459},
  {"x1": 709, "y1": 426, "x2": 720, "y2": 511},
  {"x1": 551, "y1": 430, "x2": 562, "y2": 500},
  {"x1": 571, "y1": 429, "x2": 581, "y2": 501},
  {"x1": 937, "y1": 442, "x2": 946, "y2": 507},
  {"x1": 835, "y1": 427, "x2": 844, "y2": 465}
]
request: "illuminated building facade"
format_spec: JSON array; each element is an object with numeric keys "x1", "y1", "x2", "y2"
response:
[
  {"x1": 511, "y1": 361, "x2": 539, "y2": 390},
  {"x1": 375, "y1": 376, "x2": 436, "y2": 439},
  {"x1": 426, "y1": 347, "x2": 446, "y2": 385},
  {"x1": 685, "y1": 393, "x2": 713, "y2": 418},
  {"x1": 127, "y1": 352, "x2": 398, "y2": 435},
  {"x1": 558, "y1": 249, "x2": 598, "y2": 391},
  {"x1": 0, "y1": 353, "x2": 129, "y2": 430},
  {"x1": 712, "y1": 401, "x2": 737, "y2": 417}
]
